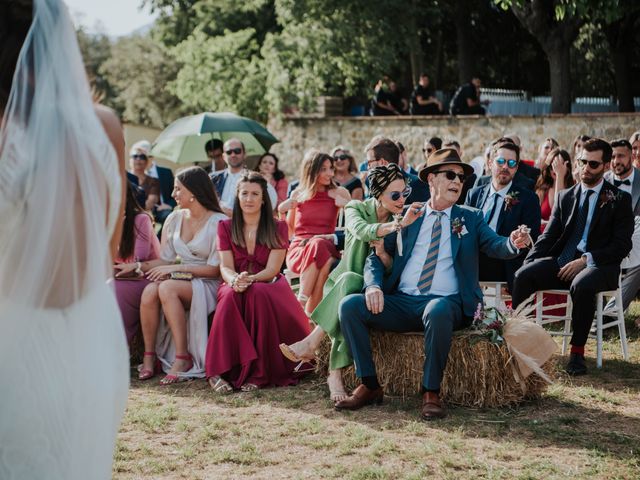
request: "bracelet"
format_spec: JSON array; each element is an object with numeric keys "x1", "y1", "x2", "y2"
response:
[
  {"x1": 230, "y1": 274, "x2": 239, "y2": 287},
  {"x1": 135, "y1": 262, "x2": 143, "y2": 276}
]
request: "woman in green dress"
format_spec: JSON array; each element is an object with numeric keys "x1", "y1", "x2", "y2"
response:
[{"x1": 280, "y1": 164, "x2": 424, "y2": 402}]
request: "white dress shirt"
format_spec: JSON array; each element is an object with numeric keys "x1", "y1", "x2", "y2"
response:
[
  {"x1": 398, "y1": 205, "x2": 459, "y2": 296},
  {"x1": 613, "y1": 169, "x2": 634, "y2": 196},
  {"x1": 482, "y1": 181, "x2": 512, "y2": 231},
  {"x1": 577, "y1": 180, "x2": 604, "y2": 266}
]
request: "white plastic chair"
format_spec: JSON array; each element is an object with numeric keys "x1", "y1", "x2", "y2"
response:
[
  {"x1": 480, "y1": 281, "x2": 510, "y2": 310},
  {"x1": 533, "y1": 278, "x2": 629, "y2": 368}
]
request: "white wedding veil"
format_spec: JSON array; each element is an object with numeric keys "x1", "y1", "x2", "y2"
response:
[{"x1": 0, "y1": 0, "x2": 121, "y2": 309}]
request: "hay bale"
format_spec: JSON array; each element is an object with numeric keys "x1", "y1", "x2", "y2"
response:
[{"x1": 316, "y1": 330, "x2": 555, "y2": 408}]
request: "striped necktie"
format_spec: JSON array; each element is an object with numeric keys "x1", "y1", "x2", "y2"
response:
[{"x1": 418, "y1": 211, "x2": 444, "y2": 294}]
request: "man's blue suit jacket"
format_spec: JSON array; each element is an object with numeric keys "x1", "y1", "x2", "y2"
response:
[
  {"x1": 363, "y1": 204, "x2": 518, "y2": 318},
  {"x1": 465, "y1": 182, "x2": 541, "y2": 287}
]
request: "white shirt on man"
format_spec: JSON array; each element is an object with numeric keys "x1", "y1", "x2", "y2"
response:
[
  {"x1": 613, "y1": 169, "x2": 634, "y2": 196},
  {"x1": 482, "y1": 181, "x2": 512, "y2": 231},
  {"x1": 219, "y1": 168, "x2": 278, "y2": 211},
  {"x1": 398, "y1": 205, "x2": 459, "y2": 297},
  {"x1": 577, "y1": 179, "x2": 604, "y2": 255}
]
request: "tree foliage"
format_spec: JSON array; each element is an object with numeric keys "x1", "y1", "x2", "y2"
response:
[
  {"x1": 171, "y1": 29, "x2": 268, "y2": 120},
  {"x1": 100, "y1": 35, "x2": 186, "y2": 128}
]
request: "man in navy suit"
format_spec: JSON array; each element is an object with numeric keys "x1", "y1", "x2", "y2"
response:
[
  {"x1": 466, "y1": 141, "x2": 541, "y2": 291},
  {"x1": 336, "y1": 148, "x2": 530, "y2": 419},
  {"x1": 512, "y1": 139, "x2": 633, "y2": 376},
  {"x1": 210, "y1": 138, "x2": 277, "y2": 216}
]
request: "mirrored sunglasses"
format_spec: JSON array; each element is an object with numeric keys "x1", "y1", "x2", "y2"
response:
[{"x1": 495, "y1": 157, "x2": 518, "y2": 169}]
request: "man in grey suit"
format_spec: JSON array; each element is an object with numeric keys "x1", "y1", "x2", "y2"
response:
[
  {"x1": 604, "y1": 139, "x2": 640, "y2": 318},
  {"x1": 335, "y1": 149, "x2": 531, "y2": 419}
]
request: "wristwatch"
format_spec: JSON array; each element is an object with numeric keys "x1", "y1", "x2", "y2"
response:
[{"x1": 135, "y1": 262, "x2": 143, "y2": 276}]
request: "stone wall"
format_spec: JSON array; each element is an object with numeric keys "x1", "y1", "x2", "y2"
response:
[{"x1": 267, "y1": 113, "x2": 640, "y2": 176}]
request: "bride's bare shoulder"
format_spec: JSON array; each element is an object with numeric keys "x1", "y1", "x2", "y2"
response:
[{"x1": 94, "y1": 104, "x2": 124, "y2": 160}]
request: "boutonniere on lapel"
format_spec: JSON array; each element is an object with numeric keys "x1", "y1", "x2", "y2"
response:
[
  {"x1": 599, "y1": 189, "x2": 622, "y2": 208},
  {"x1": 451, "y1": 217, "x2": 468, "y2": 238},
  {"x1": 503, "y1": 191, "x2": 520, "y2": 212}
]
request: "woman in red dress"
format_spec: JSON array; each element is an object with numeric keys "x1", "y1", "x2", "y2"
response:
[
  {"x1": 206, "y1": 173, "x2": 310, "y2": 392},
  {"x1": 535, "y1": 148, "x2": 574, "y2": 315},
  {"x1": 278, "y1": 150, "x2": 351, "y2": 314}
]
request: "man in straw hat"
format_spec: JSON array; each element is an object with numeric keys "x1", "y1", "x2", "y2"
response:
[{"x1": 336, "y1": 148, "x2": 532, "y2": 419}]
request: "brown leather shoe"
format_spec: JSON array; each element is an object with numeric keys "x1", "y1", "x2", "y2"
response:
[
  {"x1": 334, "y1": 384, "x2": 383, "y2": 410},
  {"x1": 421, "y1": 391, "x2": 446, "y2": 420}
]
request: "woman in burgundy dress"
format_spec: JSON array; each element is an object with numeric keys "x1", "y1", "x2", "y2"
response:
[
  {"x1": 206, "y1": 173, "x2": 311, "y2": 392},
  {"x1": 278, "y1": 150, "x2": 351, "y2": 314}
]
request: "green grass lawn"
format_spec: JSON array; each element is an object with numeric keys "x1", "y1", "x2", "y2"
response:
[{"x1": 114, "y1": 307, "x2": 640, "y2": 479}]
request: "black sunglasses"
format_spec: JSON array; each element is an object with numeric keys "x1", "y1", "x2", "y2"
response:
[
  {"x1": 386, "y1": 186, "x2": 412, "y2": 201},
  {"x1": 130, "y1": 154, "x2": 147, "y2": 160},
  {"x1": 334, "y1": 154, "x2": 351, "y2": 161},
  {"x1": 433, "y1": 170, "x2": 466, "y2": 182},
  {"x1": 495, "y1": 157, "x2": 518, "y2": 169},
  {"x1": 578, "y1": 158, "x2": 604, "y2": 169},
  {"x1": 422, "y1": 147, "x2": 434, "y2": 154},
  {"x1": 225, "y1": 147, "x2": 243, "y2": 155}
]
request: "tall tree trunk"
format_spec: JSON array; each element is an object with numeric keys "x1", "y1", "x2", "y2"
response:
[
  {"x1": 544, "y1": 39, "x2": 572, "y2": 114},
  {"x1": 433, "y1": 27, "x2": 444, "y2": 89},
  {"x1": 453, "y1": 0, "x2": 475, "y2": 83},
  {"x1": 511, "y1": 0, "x2": 583, "y2": 114},
  {"x1": 604, "y1": 14, "x2": 638, "y2": 113},
  {"x1": 407, "y1": 0, "x2": 424, "y2": 85}
]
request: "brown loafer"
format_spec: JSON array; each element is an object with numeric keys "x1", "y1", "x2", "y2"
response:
[
  {"x1": 334, "y1": 384, "x2": 383, "y2": 410},
  {"x1": 421, "y1": 391, "x2": 446, "y2": 420}
]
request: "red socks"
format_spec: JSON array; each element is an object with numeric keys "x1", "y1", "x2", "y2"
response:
[{"x1": 570, "y1": 345, "x2": 585, "y2": 355}]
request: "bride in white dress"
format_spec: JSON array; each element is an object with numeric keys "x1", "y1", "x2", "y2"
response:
[{"x1": 0, "y1": 1, "x2": 129, "y2": 478}]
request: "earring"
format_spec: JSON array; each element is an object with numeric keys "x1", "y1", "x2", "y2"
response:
[{"x1": 190, "y1": 197, "x2": 195, "y2": 202}]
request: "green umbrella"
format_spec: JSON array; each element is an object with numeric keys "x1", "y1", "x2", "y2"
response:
[{"x1": 150, "y1": 112, "x2": 279, "y2": 164}]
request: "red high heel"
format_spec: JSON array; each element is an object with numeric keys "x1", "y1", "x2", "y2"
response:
[
  {"x1": 138, "y1": 352, "x2": 161, "y2": 381},
  {"x1": 160, "y1": 353, "x2": 193, "y2": 385}
]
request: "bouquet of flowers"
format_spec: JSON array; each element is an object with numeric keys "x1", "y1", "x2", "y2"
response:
[{"x1": 471, "y1": 303, "x2": 509, "y2": 344}]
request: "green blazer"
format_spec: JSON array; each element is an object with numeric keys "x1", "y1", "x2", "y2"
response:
[{"x1": 326, "y1": 198, "x2": 386, "y2": 289}]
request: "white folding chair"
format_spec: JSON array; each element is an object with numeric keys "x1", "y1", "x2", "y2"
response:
[
  {"x1": 533, "y1": 277, "x2": 629, "y2": 368},
  {"x1": 480, "y1": 281, "x2": 510, "y2": 310}
]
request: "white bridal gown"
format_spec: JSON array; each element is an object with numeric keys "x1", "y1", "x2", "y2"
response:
[{"x1": 0, "y1": 0, "x2": 129, "y2": 478}]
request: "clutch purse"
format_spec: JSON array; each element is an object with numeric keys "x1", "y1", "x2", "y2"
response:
[{"x1": 170, "y1": 271, "x2": 193, "y2": 281}]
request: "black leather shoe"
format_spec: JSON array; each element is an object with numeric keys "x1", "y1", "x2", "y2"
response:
[{"x1": 565, "y1": 353, "x2": 587, "y2": 376}]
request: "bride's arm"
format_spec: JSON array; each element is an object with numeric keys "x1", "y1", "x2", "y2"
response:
[{"x1": 95, "y1": 104, "x2": 126, "y2": 260}]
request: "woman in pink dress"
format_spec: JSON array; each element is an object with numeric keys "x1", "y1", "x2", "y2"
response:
[
  {"x1": 255, "y1": 152, "x2": 288, "y2": 209},
  {"x1": 115, "y1": 167, "x2": 226, "y2": 384},
  {"x1": 113, "y1": 183, "x2": 161, "y2": 344},
  {"x1": 278, "y1": 150, "x2": 351, "y2": 314},
  {"x1": 206, "y1": 173, "x2": 310, "y2": 392}
]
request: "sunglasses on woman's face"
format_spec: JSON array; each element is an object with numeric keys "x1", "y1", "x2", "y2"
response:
[
  {"x1": 130, "y1": 154, "x2": 147, "y2": 161},
  {"x1": 423, "y1": 147, "x2": 434, "y2": 154},
  {"x1": 495, "y1": 157, "x2": 518, "y2": 169},
  {"x1": 385, "y1": 186, "x2": 412, "y2": 201},
  {"x1": 334, "y1": 154, "x2": 350, "y2": 161},
  {"x1": 433, "y1": 170, "x2": 466, "y2": 182},
  {"x1": 578, "y1": 158, "x2": 604, "y2": 169}
]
